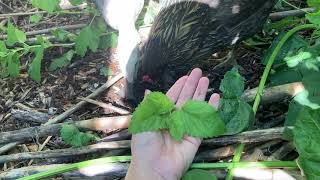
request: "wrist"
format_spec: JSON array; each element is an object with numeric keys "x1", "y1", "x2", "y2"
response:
[{"x1": 125, "y1": 160, "x2": 179, "y2": 180}]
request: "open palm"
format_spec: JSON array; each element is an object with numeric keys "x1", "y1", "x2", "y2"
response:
[{"x1": 126, "y1": 68, "x2": 220, "y2": 180}]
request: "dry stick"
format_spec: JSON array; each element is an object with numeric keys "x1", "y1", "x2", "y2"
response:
[
  {"x1": 267, "y1": 142, "x2": 295, "y2": 161},
  {"x1": 240, "y1": 82, "x2": 304, "y2": 104},
  {"x1": 269, "y1": 8, "x2": 316, "y2": 21},
  {"x1": 0, "y1": 141, "x2": 131, "y2": 164},
  {"x1": 0, "y1": 24, "x2": 86, "y2": 39},
  {"x1": 0, "y1": 116, "x2": 131, "y2": 145},
  {"x1": 0, "y1": 74, "x2": 123, "y2": 155},
  {"x1": 78, "y1": 97, "x2": 131, "y2": 115},
  {"x1": 0, "y1": 163, "x2": 129, "y2": 179},
  {"x1": 0, "y1": 127, "x2": 287, "y2": 164}
]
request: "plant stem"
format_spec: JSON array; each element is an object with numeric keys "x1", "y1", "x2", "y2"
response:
[
  {"x1": 191, "y1": 161, "x2": 298, "y2": 169},
  {"x1": 252, "y1": 24, "x2": 319, "y2": 114},
  {"x1": 225, "y1": 143, "x2": 245, "y2": 180},
  {"x1": 18, "y1": 155, "x2": 298, "y2": 180}
]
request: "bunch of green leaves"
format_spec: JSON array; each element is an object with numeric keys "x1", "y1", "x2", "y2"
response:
[
  {"x1": 128, "y1": 92, "x2": 225, "y2": 141},
  {"x1": 218, "y1": 68, "x2": 254, "y2": 135},
  {"x1": 181, "y1": 169, "x2": 217, "y2": 180},
  {"x1": 60, "y1": 124, "x2": 99, "y2": 147}
]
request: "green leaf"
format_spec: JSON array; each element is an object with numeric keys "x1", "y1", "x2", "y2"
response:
[
  {"x1": 0, "y1": 40, "x2": 8, "y2": 55},
  {"x1": 128, "y1": 92, "x2": 175, "y2": 134},
  {"x1": 29, "y1": 14, "x2": 43, "y2": 23},
  {"x1": 51, "y1": 28, "x2": 70, "y2": 42},
  {"x1": 283, "y1": 100, "x2": 304, "y2": 140},
  {"x1": 293, "y1": 107, "x2": 320, "y2": 179},
  {"x1": 6, "y1": 22, "x2": 27, "y2": 46},
  {"x1": 271, "y1": 16, "x2": 302, "y2": 32},
  {"x1": 219, "y1": 68, "x2": 244, "y2": 99},
  {"x1": 306, "y1": 11, "x2": 320, "y2": 25},
  {"x1": 171, "y1": 101, "x2": 225, "y2": 140},
  {"x1": 99, "y1": 67, "x2": 113, "y2": 76},
  {"x1": 307, "y1": 0, "x2": 320, "y2": 9},
  {"x1": 28, "y1": 47, "x2": 44, "y2": 83},
  {"x1": 219, "y1": 98, "x2": 254, "y2": 135},
  {"x1": 75, "y1": 26, "x2": 100, "y2": 57},
  {"x1": 69, "y1": 0, "x2": 85, "y2": 6},
  {"x1": 31, "y1": 0, "x2": 60, "y2": 13},
  {"x1": 263, "y1": 33, "x2": 308, "y2": 65},
  {"x1": 60, "y1": 124, "x2": 98, "y2": 147},
  {"x1": 7, "y1": 51, "x2": 20, "y2": 77},
  {"x1": 49, "y1": 50, "x2": 75, "y2": 71},
  {"x1": 182, "y1": 169, "x2": 217, "y2": 180},
  {"x1": 99, "y1": 32, "x2": 118, "y2": 49}
]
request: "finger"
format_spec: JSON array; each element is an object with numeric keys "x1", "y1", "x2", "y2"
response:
[
  {"x1": 192, "y1": 77, "x2": 209, "y2": 101},
  {"x1": 208, "y1": 93, "x2": 220, "y2": 109},
  {"x1": 166, "y1": 76, "x2": 188, "y2": 103},
  {"x1": 176, "y1": 68, "x2": 202, "y2": 107}
]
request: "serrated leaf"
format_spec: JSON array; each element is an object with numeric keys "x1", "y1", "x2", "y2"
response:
[
  {"x1": 99, "y1": 32, "x2": 118, "y2": 49},
  {"x1": 99, "y1": 67, "x2": 113, "y2": 76},
  {"x1": 60, "y1": 124, "x2": 98, "y2": 147},
  {"x1": 6, "y1": 22, "x2": 26, "y2": 46},
  {"x1": 29, "y1": 14, "x2": 43, "y2": 23},
  {"x1": 219, "y1": 68, "x2": 244, "y2": 99},
  {"x1": 51, "y1": 28, "x2": 70, "y2": 42},
  {"x1": 307, "y1": 0, "x2": 320, "y2": 9},
  {"x1": 293, "y1": 107, "x2": 320, "y2": 179},
  {"x1": 182, "y1": 169, "x2": 217, "y2": 180},
  {"x1": 31, "y1": 0, "x2": 60, "y2": 13},
  {"x1": 294, "y1": 90, "x2": 320, "y2": 110},
  {"x1": 69, "y1": 0, "x2": 85, "y2": 6},
  {"x1": 177, "y1": 101, "x2": 225, "y2": 139},
  {"x1": 263, "y1": 33, "x2": 308, "y2": 65},
  {"x1": 28, "y1": 47, "x2": 44, "y2": 83},
  {"x1": 306, "y1": 11, "x2": 320, "y2": 25},
  {"x1": 219, "y1": 98, "x2": 254, "y2": 135},
  {"x1": 128, "y1": 92, "x2": 174, "y2": 134},
  {"x1": 7, "y1": 51, "x2": 20, "y2": 77},
  {"x1": 49, "y1": 50, "x2": 75, "y2": 71},
  {"x1": 75, "y1": 26, "x2": 100, "y2": 57}
]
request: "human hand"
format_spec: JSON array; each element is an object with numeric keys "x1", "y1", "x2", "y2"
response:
[{"x1": 125, "y1": 68, "x2": 220, "y2": 180}]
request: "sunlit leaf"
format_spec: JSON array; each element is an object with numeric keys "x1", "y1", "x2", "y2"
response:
[{"x1": 31, "y1": 0, "x2": 60, "y2": 13}]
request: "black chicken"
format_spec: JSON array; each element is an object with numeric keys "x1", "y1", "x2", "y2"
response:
[{"x1": 94, "y1": 0, "x2": 278, "y2": 106}]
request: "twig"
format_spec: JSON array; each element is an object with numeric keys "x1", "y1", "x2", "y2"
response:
[
  {"x1": 0, "y1": 141, "x2": 131, "y2": 164},
  {"x1": 0, "y1": 24, "x2": 86, "y2": 39},
  {"x1": 0, "y1": 74, "x2": 123, "y2": 154},
  {"x1": 269, "y1": 8, "x2": 316, "y2": 21},
  {"x1": 78, "y1": 97, "x2": 131, "y2": 115},
  {"x1": 0, "y1": 163, "x2": 129, "y2": 179},
  {"x1": 268, "y1": 142, "x2": 295, "y2": 161},
  {"x1": 202, "y1": 127, "x2": 286, "y2": 146},
  {"x1": 0, "y1": 115, "x2": 131, "y2": 146},
  {"x1": 46, "y1": 74, "x2": 124, "y2": 125},
  {"x1": 241, "y1": 82, "x2": 304, "y2": 104}
]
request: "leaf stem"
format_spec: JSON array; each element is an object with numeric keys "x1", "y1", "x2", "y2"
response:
[
  {"x1": 18, "y1": 155, "x2": 298, "y2": 180},
  {"x1": 252, "y1": 24, "x2": 319, "y2": 114}
]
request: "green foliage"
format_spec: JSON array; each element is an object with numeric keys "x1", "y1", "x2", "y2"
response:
[
  {"x1": 7, "y1": 51, "x2": 20, "y2": 77},
  {"x1": 29, "y1": 14, "x2": 43, "y2": 23},
  {"x1": 307, "y1": 0, "x2": 320, "y2": 9},
  {"x1": 69, "y1": 0, "x2": 85, "y2": 6},
  {"x1": 306, "y1": 11, "x2": 320, "y2": 25},
  {"x1": 169, "y1": 101, "x2": 225, "y2": 140},
  {"x1": 60, "y1": 124, "x2": 98, "y2": 147},
  {"x1": 181, "y1": 169, "x2": 217, "y2": 180},
  {"x1": 128, "y1": 92, "x2": 225, "y2": 141},
  {"x1": 99, "y1": 32, "x2": 118, "y2": 49},
  {"x1": 219, "y1": 68, "x2": 244, "y2": 99},
  {"x1": 218, "y1": 68, "x2": 254, "y2": 135},
  {"x1": 28, "y1": 47, "x2": 44, "y2": 83},
  {"x1": 271, "y1": 17, "x2": 302, "y2": 31},
  {"x1": 293, "y1": 107, "x2": 320, "y2": 179},
  {"x1": 6, "y1": 22, "x2": 26, "y2": 46},
  {"x1": 49, "y1": 50, "x2": 75, "y2": 71},
  {"x1": 51, "y1": 28, "x2": 73, "y2": 42},
  {"x1": 31, "y1": 0, "x2": 60, "y2": 13},
  {"x1": 99, "y1": 67, "x2": 113, "y2": 76}
]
